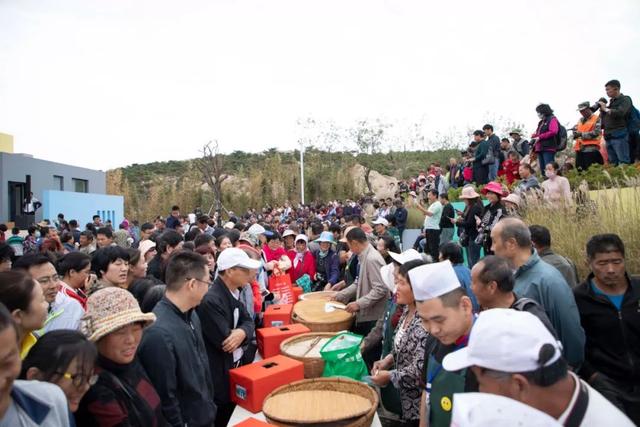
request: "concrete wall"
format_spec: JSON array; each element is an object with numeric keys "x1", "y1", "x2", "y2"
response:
[
  {"x1": 42, "y1": 190, "x2": 124, "y2": 226},
  {"x1": 0, "y1": 152, "x2": 106, "y2": 223}
]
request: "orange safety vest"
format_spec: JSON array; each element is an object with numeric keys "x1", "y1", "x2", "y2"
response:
[{"x1": 574, "y1": 113, "x2": 601, "y2": 152}]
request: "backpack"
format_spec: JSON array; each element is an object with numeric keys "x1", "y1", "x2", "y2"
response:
[
  {"x1": 628, "y1": 98, "x2": 640, "y2": 134},
  {"x1": 555, "y1": 122, "x2": 568, "y2": 151}
]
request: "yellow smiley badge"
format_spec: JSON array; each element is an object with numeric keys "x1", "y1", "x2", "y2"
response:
[{"x1": 440, "y1": 396, "x2": 452, "y2": 412}]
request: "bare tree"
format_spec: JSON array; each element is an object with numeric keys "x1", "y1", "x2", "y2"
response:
[
  {"x1": 194, "y1": 140, "x2": 228, "y2": 223},
  {"x1": 351, "y1": 119, "x2": 390, "y2": 193}
]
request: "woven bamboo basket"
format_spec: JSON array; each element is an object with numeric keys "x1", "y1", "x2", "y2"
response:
[
  {"x1": 292, "y1": 299, "x2": 354, "y2": 332},
  {"x1": 280, "y1": 332, "x2": 336, "y2": 378},
  {"x1": 298, "y1": 291, "x2": 337, "y2": 301},
  {"x1": 263, "y1": 377, "x2": 379, "y2": 427}
]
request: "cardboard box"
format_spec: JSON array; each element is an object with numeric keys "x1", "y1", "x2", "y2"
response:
[
  {"x1": 291, "y1": 286, "x2": 304, "y2": 301},
  {"x1": 233, "y1": 418, "x2": 275, "y2": 427},
  {"x1": 230, "y1": 355, "x2": 305, "y2": 413},
  {"x1": 257, "y1": 323, "x2": 310, "y2": 358},
  {"x1": 263, "y1": 304, "x2": 293, "y2": 327}
]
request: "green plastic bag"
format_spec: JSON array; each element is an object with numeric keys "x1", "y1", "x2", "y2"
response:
[
  {"x1": 295, "y1": 274, "x2": 312, "y2": 293},
  {"x1": 320, "y1": 332, "x2": 368, "y2": 381}
]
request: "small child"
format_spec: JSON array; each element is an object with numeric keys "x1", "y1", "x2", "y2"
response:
[
  {"x1": 500, "y1": 151, "x2": 521, "y2": 185},
  {"x1": 6, "y1": 227, "x2": 24, "y2": 257}
]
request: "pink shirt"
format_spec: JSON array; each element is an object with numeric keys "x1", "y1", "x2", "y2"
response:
[{"x1": 541, "y1": 176, "x2": 571, "y2": 207}]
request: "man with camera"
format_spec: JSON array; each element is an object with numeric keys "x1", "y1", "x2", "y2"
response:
[
  {"x1": 599, "y1": 79, "x2": 633, "y2": 165},
  {"x1": 573, "y1": 101, "x2": 604, "y2": 171}
]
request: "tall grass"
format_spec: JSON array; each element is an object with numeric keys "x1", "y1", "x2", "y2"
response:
[{"x1": 523, "y1": 184, "x2": 640, "y2": 281}]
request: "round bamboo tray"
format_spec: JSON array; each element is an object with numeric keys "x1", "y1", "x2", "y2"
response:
[
  {"x1": 292, "y1": 299, "x2": 354, "y2": 333},
  {"x1": 280, "y1": 332, "x2": 336, "y2": 378},
  {"x1": 299, "y1": 291, "x2": 337, "y2": 301},
  {"x1": 263, "y1": 377, "x2": 379, "y2": 427}
]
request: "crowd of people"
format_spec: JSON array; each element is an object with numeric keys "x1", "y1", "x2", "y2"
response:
[
  {"x1": 0, "y1": 77, "x2": 637, "y2": 427},
  {"x1": 397, "y1": 79, "x2": 638, "y2": 196},
  {"x1": 0, "y1": 191, "x2": 637, "y2": 426}
]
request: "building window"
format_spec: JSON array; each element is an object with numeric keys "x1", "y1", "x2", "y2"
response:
[
  {"x1": 53, "y1": 175, "x2": 63, "y2": 191},
  {"x1": 72, "y1": 178, "x2": 88, "y2": 193}
]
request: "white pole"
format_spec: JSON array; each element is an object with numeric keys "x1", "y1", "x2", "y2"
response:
[{"x1": 300, "y1": 143, "x2": 305, "y2": 205}]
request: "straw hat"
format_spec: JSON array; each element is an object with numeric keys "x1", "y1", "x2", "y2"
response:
[
  {"x1": 459, "y1": 186, "x2": 481, "y2": 199},
  {"x1": 282, "y1": 229, "x2": 296, "y2": 239},
  {"x1": 481, "y1": 182, "x2": 506, "y2": 197},
  {"x1": 81, "y1": 287, "x2": 156, "y2": 342}
]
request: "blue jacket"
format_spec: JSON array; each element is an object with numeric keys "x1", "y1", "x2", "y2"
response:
[{"x1": 514, "y1": 251, "x2": 585, "y2": 368}]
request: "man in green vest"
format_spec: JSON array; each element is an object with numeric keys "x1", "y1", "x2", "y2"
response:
[{"x1": 410, "y1": 260, "x2": 477, "y2": 427}]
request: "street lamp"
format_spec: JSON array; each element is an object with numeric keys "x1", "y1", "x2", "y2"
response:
[{"x1": 299, "y1": 141, "x2": 305, "y2": 205}]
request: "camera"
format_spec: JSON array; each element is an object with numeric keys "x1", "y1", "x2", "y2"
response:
[{"x1": 590, "y1": 97, "x2": 608, "y2": 111}]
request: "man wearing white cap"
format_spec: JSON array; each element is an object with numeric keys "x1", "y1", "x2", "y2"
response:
[
  {"x1": 409, "y1": 260, "x2": 477, "y2": 427},
  {"x1": 197, "y1": 248, "x2": 262, "y2": 427},
  {"x1": 442, "y1": 309, "x2": 634, "y2": 426},
  {"x1": 372, "y1": 217, "x2": 391, "y2": 239}
]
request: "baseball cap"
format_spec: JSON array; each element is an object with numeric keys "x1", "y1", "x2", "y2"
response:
[
  {"x1": 442, "y1": 308, "x2": 562, "y2": 373},
  {"x1": 217, "y1": 248, "x2": 262, "y2": 271},
  {"x1": 380, "y1": 263, "x2": 396, "y2": 292},
  {"x1": 372, "y1": 217, "x2": 389, "y2": 226},
  {"x1": 388, "y1": 249, "x2": 422, "y2": 265},
  {"x1": 238, "y1": 232, "x2": 259, "y2": 247},
  {"x1": 409, "y1": 260, "x2": 460, "y2": 301},
  {"x1": 282, "y1": 229, "x2": 296, "y2": 238},
  {"x1": 247, "y1": 224, "x2": 266, "y2": 235}
]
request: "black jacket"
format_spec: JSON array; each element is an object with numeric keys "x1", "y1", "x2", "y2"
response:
[
  {"x1": 138, "y1": 298, "x2": 216, "y2": 427},
  {"x1": 439, "y1": 203, "x2": 455, "y2": 229},
  {"x1": 197, "y1": 277, "x2": 255, "y2": 404},
  {"x1": 573, "y1": 274, "x2": 640, "y2": 386}
]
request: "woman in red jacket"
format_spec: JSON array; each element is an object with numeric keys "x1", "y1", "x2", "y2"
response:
[{"x1": 287, "y1": 234, "x2": 316, "y2": 283}]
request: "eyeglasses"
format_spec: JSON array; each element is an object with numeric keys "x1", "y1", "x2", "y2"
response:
[
  {"x1": 188, "y1": 277, "x2": 213, "y2": 287},
  {"x1": 57, "y1": 371, "x2": 99, "y2": 387},
  {"x1": 36, "y1": 274, "x2": 61, "y2": 285}
]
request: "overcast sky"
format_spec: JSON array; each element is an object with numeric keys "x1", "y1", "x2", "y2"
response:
[{"x1": 1, "y1": 0, "x2": 639, "y2": 170}]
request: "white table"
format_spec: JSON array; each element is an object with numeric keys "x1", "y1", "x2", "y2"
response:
[{"x1": 229, "y1": 404, "x2": 383, "y2": 426}]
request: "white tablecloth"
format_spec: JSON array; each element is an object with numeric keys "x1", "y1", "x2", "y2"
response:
[{"x1": 229, "y1": 404, "x2": 383, "y2": 426}]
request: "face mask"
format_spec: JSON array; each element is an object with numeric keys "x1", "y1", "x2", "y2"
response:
[
  {"x1": 35, "y1": 231, "x2": 41, "y2": 238},
  {"x1": 545, "y1": 170, "x2": 556, "y2": 179},
  {"x1": 537, "y1": 113, "x2": 545, "y2": 120}
]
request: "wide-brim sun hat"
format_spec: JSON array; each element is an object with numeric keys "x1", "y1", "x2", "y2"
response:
[
  {"x1": 459, "y1": 186, "x2": 481, "y2": 199},
  {"x1": 503, "y1": 193, "x2": 521, "y2": 207},
  {"x1": 314, "y1": 231, "x2": 335, "y2": 244},
  {"x1": 481, "y1": 182, "x2": 506, "y2": 197},
  {"x1": 81, "y1": 287, "x2": 156, "y2": 342}
]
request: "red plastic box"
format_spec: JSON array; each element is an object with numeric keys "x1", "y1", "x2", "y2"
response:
[
  {"x1": 263, "y1": 304, "x2": 293, "y2": 327},
  {"x1": 291, "y1": 286, "x2": 304, "y2": 301},
  {"x1": 233, "y1": 418, "x2": 275, "y2": 427},
  {"x1": 230, "y1": 355, "x2": 305, "y2": 413},
  {"x1": 257, "y1": 323, "x2": 310, "y2": 358}
]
